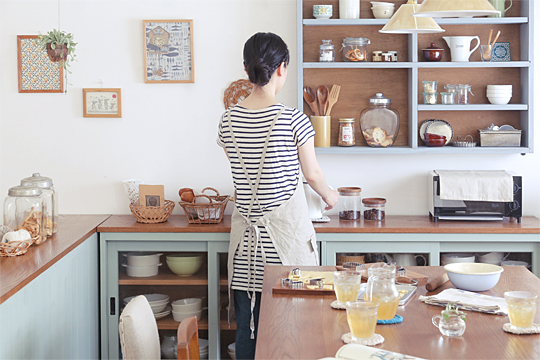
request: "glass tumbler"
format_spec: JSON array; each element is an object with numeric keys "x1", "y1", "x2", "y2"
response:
[
  {"x1": 345, "y1": 301, "x2": 379, "y2": 341},
  {"x1": 422, "y1": 81, "x2": 438, "y2": 93},
  {"x1": 441, "y1": 92, "x2": 457, "y2": 105},
  {"x1": 504, "y1": 291, "x2": 538, "y2": 329},
  {"x1": 480, "y1": 45, "x2": 492, "y2": 61},
  {"x1": 333, "y1": 271, "x2": 362, "y2": 305}
]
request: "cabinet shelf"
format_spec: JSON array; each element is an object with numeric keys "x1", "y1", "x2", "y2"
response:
[
  {"x1": 303, "y1": 17, "x2": 528, "y2": 26},
  {"x1": 304, "y1": 61, "x2": 529, "y2": 69},
  {"x1": 418, "y1": 61, "x2": 530, "y2": 68},
  {"x1": 418, "y1": 104, "x2": 528, "y2": 111},
  {"x1": 157, "y1": 316, "x2": 209, "y2": 330},
  {"x1": 314, "y1": 146, "x2": 531, "y2": 155},
  {"x1": 118, "y1": 268, "x2": 209, "y2": 285}
]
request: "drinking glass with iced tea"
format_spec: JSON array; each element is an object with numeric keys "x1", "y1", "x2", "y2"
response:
[
  {"x1": 345, "y1": 301, "x2": 379, "y2": 341},
  {"x1": 333, "y1": 271, "x2": 362, "y2": 305},
  {"x1": 504, "y1": 291, "x2": 538, "y2": 329}
]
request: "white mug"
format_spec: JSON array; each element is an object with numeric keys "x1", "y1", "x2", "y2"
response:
[
  {"x1": 393, "y1": 253, "x2": 427, "y2": 267},
  {"x1": 443, "y1": 36, "x2": 480, "y2": 62}
]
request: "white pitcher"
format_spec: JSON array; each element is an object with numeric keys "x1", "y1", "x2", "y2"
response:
[
  {"x1": 443, "y1": 36, "x2": 480, "y2": 62},
  {"x1": 303, "y1": 178, "x2": 330, "y2": 219}
]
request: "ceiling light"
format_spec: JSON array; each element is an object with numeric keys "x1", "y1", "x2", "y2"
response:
[
  {"x1": 380, "y1": 0, "x2": 444, "y2": 34},
  {"x1": 411, "y1": 0, "x2": 500, "y2": 18}
]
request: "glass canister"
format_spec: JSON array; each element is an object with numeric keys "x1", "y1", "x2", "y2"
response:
[
  {"x1": 338, "y1": 118, "x2": 356, "y2": 146},
  {"x1": 444, "y1": 84, "x2": 458, "y2": 93},
  {"x1": 364, "y1": 263, "x2": 400, "y2": 320},
  {"x1": 342, "y1": 37, "x2": 370, "y2": 62},
  {"x1": 337, "y1": 187, "x2": 362, "y2": 220},
  {"x1": 422, "y1": 92, "x2": 438, "y2": 105},
  {"x1": 3, "y1": 185, "x2": 46, "y2": 244},
  {"x1": 319, "y1": 40, "x2": 335, "y2": 62},
  {"x1": 20, "y1": 173, "x2": 57, "y2": 235},
  {"x1": 422, "y1": 80, "x2": 438, "y2": 93},
  {"x1": 441, "y1": 92, "x2": 457, "y2": 105},
  {"x1": 458, "y1": 84, "x2": 474, "y2": 104},
  {"x1": 360, "y1": 93, "x2": 400, "y2": 147},
  {"x1": 363, "y1": 197, "x2": 386, "y2": 221}
]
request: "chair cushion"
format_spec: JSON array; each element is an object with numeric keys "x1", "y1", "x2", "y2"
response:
[{"x1": 119, "y1": 295, "x2": 161, "y2": 360}]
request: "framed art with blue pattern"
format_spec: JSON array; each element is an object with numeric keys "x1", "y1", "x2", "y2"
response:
[
  {"x1": 491, "y1": 42, "x2": 511, "y2": 62},
  {"x1": 17, "y1": 35, "x2": 63, "y2": 93}
]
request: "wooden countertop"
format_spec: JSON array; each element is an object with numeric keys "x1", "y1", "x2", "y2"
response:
[
  {"x1": 98, "y1": 215, "x2": 540, "y2": 234},
  {"x1": 0, "y1": 214, "x2": 110, "y2": 304}
]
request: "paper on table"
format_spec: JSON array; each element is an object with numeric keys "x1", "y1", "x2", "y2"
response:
[
  {"x1": 435, "y1": 170, "x2": 513, "y2": 202},
  {"x1": 419, "y1": 288, "x2": 508, "y2": 315},
  {"x1": 319, "y1": 343, "x2": 426, "y2": 360}
]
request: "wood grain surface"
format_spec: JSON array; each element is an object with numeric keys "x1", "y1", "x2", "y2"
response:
[
  {"x1": 0, "y1": 214, "x2": 110, "y2": 304},
  {"x1": 97, "y1": 214, "x2": 232, "y2": 233},
  {"x1": 256, "y1": 265, "x2": 540, "y2": 360}
]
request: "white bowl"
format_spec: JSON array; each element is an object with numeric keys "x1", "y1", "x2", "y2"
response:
[
  {"x1": 488, "y1": 96, "x2": 511, "y2": 105},
  {"x1": 487, "y1": 85, "x2": 512, "y2": 90},
  {"x1": 441, "y1": 253, "x2": 475, "y2": 266},
  {"x1": 172, "y1": 298, "x2": 202, "y2": 313},
  {"x1": 371, "y1": 2, "x2": 395, "y2": 7},
  {"x1": 444, "y1": 263, "x2": 503, "y2": 292},
  {"x1": 477, "y1": 252, "x2": 505, "y2": 262},
  {"x1": 198, "y1": 338, "x2": 209, "y2": 351},
  {"x1": 371, "y1": 7, "x2": 394, "y2": 19},
  {"x1": 486, "y1": 90, "x2": 512, "y2": 96},
  {"x1": 122, "y1": 263, "x2": 161, "y2": 277},
  {"x1": 501, "y1": 260, "x2": 529, "y2": 268},
  {"x1": 172, "y1": 308, "x2": 203, "y2": 322},
  {"x1": 124, "y1": 293, "x2": 170, "y2": 313},
  {"x1": 123, "y1": 252, "x2": 162, "y2": 266}
]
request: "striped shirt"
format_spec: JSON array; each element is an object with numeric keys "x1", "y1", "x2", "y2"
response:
[{"x1": 217, "y1": 104, "x2": 315, "y2": 292}]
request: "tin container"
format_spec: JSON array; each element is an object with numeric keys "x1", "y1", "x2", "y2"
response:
[{"x1": 478, "y1": 130, "x2": 522, "y2": 147}]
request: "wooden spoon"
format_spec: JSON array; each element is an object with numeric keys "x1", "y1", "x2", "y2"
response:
[
  {"x1": 491, "y1": 30, "x2": 501, "y2": 47},
  {"x1": 303, "y1": 86, "x2": 319, "y2": 116},
  {"x1": 317, "y1": 85, "x2": 329, "y2": 116},
  {"x1": 483, "y1": 29, "x2": 493, "y2": 59}
]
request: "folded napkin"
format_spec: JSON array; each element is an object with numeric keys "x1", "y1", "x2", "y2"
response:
[
  {"x1": 419, "y1": 289, "x2": 508, "y2": 315},
  {"x1": 435, "y1": 170, "x2": 513, "y2": 202}
]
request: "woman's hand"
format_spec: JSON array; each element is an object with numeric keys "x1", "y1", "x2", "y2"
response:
[{"x1": 322, "y1": 188, "x2": 339, "y2": 210}]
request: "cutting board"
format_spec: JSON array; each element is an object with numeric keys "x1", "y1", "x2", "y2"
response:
[
  {"x1": 335, "y1": 263, "x2": 429, "y2": 286},
  {"x1": 272, "y1": 271, "x2": 336, "y2": 296}
]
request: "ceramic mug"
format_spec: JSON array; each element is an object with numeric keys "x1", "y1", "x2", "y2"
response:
[
  {"x1": 443, "y1": 36, "x2": 480, "y2": 62},
  {"x1": 488, "y1": 0, "x2": 512, "y2": 18},
  {"x1": 393, "y1": 253, "x2": 427, "y2": 267}
]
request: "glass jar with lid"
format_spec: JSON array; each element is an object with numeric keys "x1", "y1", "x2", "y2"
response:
[
  {"x1": 20, "y1": 173, "x2": 57, "y2": 236},
  {"x1": 362, "y1": 197, "x2": 386, "y2": 221},
  {"x1": 458, "y1": 84, "x2": 474, "y2": 104},
  {"x1": 319, "y1": 40, "x2": 335, "y2": 62},
  {"x1": 360, "y1": 93, "x2": 400, "y2": 147},
  {"x1": 4, "y1": 185, "x2": 46, "y2": 244},
  {"x1": 338, "y1": 118, "x2": 356, "y2": 146},
  {"x1": 341, "y1": 37, "x2": 370, "y2": 62},
  {"x1": 337, "y1": 187, "x2": 362, "y2": 221}
]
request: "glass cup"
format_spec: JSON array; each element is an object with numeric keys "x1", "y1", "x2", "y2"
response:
[
  {"x1": 504, "y1": 291, "x2": 538, "y2": 329},
  {"x1": 333, "y1": 271, "x2": 362, "y2": 305},
  {"x1": 480, "y1": 45, "x2": 492, "y2": 62},
  {"x1": 345, "y1": 301, "x2": 379, "y2": 341},
  {"x1": 432, "y1": 311, "x2": 467, "y2": 337},
  {"x1": 441, "y1": 92, "x2": 457, "y2": 105}
]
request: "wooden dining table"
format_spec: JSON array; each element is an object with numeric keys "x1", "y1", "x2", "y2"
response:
[{"x1": 255, "y1": 265, "x2": 540, "y2": 360}]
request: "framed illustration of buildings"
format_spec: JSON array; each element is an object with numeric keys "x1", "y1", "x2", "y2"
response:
[
  {"x1": 143, "y1": 19, "x2": 194, "y2": 83},
  {"x1": 83, "y1": 88, "x2": 122, "y2": 118},
  {"x1": 17, "y1": 35, "x2": 63, "y2": 93}
]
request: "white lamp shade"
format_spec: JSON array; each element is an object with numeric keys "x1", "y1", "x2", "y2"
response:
[
  {"x1": 412, "y1": 0, "x2": 500, "y2": 18},
  {"x1": 380, "y1": 2, "x2": 445, "y2": 34}
]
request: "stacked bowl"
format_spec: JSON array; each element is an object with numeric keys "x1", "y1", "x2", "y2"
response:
[
  {"x1": 371, "y1": 1, "x2": 395, "y2": 19},
  {"x1": 171, "y1": 297, "x2": 204, "y2": 322},
  {"x1": 477, "y1": 252, "x2": 505, "y2": 265},
  {"x1": 122, "y1": 252, "x2": 163, "y2": 277},
  {"x1": 198, "y1": 339, "x2": 209, "y2": 359},
  {"x1": 487, "y1": 85, "x2": 512, "y2": 105},
  {"x1": 123, "y1": 294, "x2": 171, "y2": 319},
  {"x1": 441, "y1": 253, "x2": 475, "y2": 266},
  {"x1": 227, "y1": 342, "x2": 236, "y2": 360},
  {"x1": 167, "y1": 253, "x2": 203, "y2": 276}
]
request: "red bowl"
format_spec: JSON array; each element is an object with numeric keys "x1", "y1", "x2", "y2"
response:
[
  {"x1": 425, "y1": 138, "x2": 446, "y2": 147},
  {"x1": 424, "y1": 133, "x2": 446, "y2": 141}
]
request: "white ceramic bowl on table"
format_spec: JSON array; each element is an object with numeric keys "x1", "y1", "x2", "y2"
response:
[
  {"x1": 172, "y1": 298, "x2": 202, "y2": 313},
  {"x1": 123, "y1": 252, "x2": 163, "y2": 266},
  {"x1": 444, "y1": 263, "x2": 504, "y2": 292},
  {"x1": 124, "y1": 293, "x2": 170, "y2": 313},
  {"x1": 122, "y1": 263, "x2": 162, "y2": 277}
]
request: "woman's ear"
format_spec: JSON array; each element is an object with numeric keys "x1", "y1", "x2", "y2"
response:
[{"x1": 276, "y1": 62, "x2": 286, "y2": 77}]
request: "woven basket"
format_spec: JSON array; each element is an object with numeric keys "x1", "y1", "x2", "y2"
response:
[
  {"x1": 130, "y1": 200, "x2": 175, "y2": 224},
  {"x1": 179, "y1": 187, "x2": 229, "y2": 224},
  {"x1": 0, "y1": 237, "x2": 36, "y2": 257},
  {"x1": 223, "y1": 79, "x2": 253, "y2": 109}
]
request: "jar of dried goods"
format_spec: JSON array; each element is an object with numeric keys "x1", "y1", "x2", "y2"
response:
[
  {"x1": 362, "y1": 198, "x2": 386, "y2": 221},
  {"x1": 458, "y1": 84, "x2": 474, "y2": 104},
  {"x1": 360, "y1": 93, "x2": 400, "y2": 147},
  {"x1": 3, "y1": 185, "x2": 46, "y2": 244},
  {"x1": 338, "y1": 118, "x2": 356, "y2": 146},
  {"x1": 20, "y1": 173, "x2": 57, "y2": 235},
  {"x1": 342, "y1": 37, "x2": 370, "y2": 62},
  {"x1": 319, "y1": 40, "x2": 335, "y2": 62},
  {"x1": 337, "y1": 187, "x2": 362, "y2": 221}
]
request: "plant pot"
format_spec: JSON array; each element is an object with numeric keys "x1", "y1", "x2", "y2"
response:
[{"x1": 46, "y1": 43, "x2": 69, "y2": 63}]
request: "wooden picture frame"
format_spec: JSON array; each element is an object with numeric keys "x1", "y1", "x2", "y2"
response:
[
  {"x1": 143, "y1": 19, "x2": 194, "y2": 83},
  {"x1": 17, "y1": 35, "x2": 63, "y2": 93},
  {"x1": 83, "y1": 88, "x2": 122, "y2": 118}
]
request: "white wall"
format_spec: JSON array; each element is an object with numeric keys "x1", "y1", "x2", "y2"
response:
[{"x1": 1, "y1": 0, "x2": 539, "y2": 218}]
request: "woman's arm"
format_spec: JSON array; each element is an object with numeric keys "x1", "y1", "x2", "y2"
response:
[{"x1": 298, "y1": 137, "x2": 339, "y2": 209}]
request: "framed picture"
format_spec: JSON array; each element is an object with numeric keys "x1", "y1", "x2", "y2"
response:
[
  {"x1": 491, "y1": 42, "x2": 511, "y2": 62},
  {"x1": 17, "y1": 35, "x2": 63, "y2": 93},
  {"x1": 83, "y1": 88, "x2": 122, "y2": 118},
  {"x1": 143, "y1": 19, "x2": 194, "y2": 83}
]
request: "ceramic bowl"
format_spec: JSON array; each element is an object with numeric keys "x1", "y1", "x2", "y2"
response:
[
  {"x1": 228, "y1": 343, "x2": 236, "y2": 360},
  {"x1": 166, "y1": 254, "x2": 203, "y2": 276},
  {"x1": 501, "y1": 260, "x2": 530, "y2": 268},
  {"x1": 424, "y1": 133, "x2": 447, "y2": 141},
  {"x1": 444, "y1": 263, "x2": 503, "y2": 292},
  {"x1": 425, "y1": 138, "x2": 446, "y2": 147},
  {"x1": 171, "y1": 298, "x2": 202, "y2": 313},
  {"x1": 486, "y1": 91, "x2": 512, "y2": 96},
  {"x1": 172, "y1": 308, "x2": 203, "y2": 322},
  {"x1": 487, "y1": 85, "x2": 512, "y2": 90},
  {"x1": 371, "y1": 2, "x2": 395, "y2": 8},
  {"x1": 124, "y1": 293, "x2": 170, "y2": 313},
  {"x1": 488, "y1": 96, "x2": 511, "y2": 105},
  {"x1": 122, "y1": 263, "x2": 161, "y2": 277},
  {"x1": 123, "y1": 252, "x2": 162, "y2": 266},
  {"x1": 313, "y1": 5, "x2": 332, "y2": 19},
  {"x1": 441, "y1": 253, "x2": 475, "y2": 266},
  {"x1": 372, "y1": 6, "x2": 394, "y2": 19}
]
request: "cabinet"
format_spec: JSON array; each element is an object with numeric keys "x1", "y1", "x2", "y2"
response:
[{"x1": 297, "y1": 0, "x2": 534, "y2": 154}]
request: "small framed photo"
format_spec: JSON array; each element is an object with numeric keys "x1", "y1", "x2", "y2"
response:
[
  {"x1": 17, "y1": 35, "x2": 63, "y2": 93},
  {"x1": 83, "y1": 88, "x2": 122, "y2": 118},
  {"x1": 144, "y1": 19, "x2": 194, "y2": 83}
]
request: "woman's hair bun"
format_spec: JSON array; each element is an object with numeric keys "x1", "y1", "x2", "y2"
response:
[
  {"x1": 243, "y1": 32, "x2": 290, "y2": 87},
  {"x1": 246, "y1": 58, "x2": 273, "y2": 87}
]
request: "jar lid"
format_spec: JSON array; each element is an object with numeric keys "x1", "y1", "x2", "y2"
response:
[
  {"x1": 20, "y1": 173, "x2": 53, "y2": 188},
  {"x1": 320, "y1": 39, "x2": 334, "y2": 50},
  {"x1": 373, "y1": 51, "x2": 383, "y2": 54},
  {"x1": 338, "y1": 118, "x2": 355, "y2": 123},
  {"x1": 8, "y1": 185, "x2": 42, "y2": 197},
  {"x1": 338, "y1": 187, "x2": 362, "y2": 195},
  {"x1": 422, "y1": 42, "x2": 443, "y2": 51},
  {"x1": 369, "y1": 93, "x2": 391, "y2": 105},
  {"x1": 362, "y1": 197, "x2": 386, "y2": 205},
  {"x1": 458, "y1": 84, "x2": 471, "y2": 88},
  {"x1": 343, "y1": 37, "x2": 370, "y2": 45}
]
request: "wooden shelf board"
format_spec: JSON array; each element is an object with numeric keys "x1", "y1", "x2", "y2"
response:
[
  {"x1": 304, "y1": 62, "x2": 530, "y2": 69},
  {"x1": 157, "y1": 316, "x2": 208, "y2": 330},
  {"x1": 314, "y1": 146, "x2": 532, "y2": 155},
  {"x1": 119, "y1": 268, "x2": 209, "y2": 285},
  {"x1": 302, "y1": 17, "x2": 528, "y2": 26},
  {"x1": 417, "y1": 61, "x2": 530, "y2": 68},
  {"x1": 418, "y1": 104, "x2": 528, "y2": 111}
]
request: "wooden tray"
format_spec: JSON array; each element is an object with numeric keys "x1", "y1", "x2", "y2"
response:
[
  {"x1": 335, "y1": 263, "x2": 429, "y2": 286},
  {"x1": 272, "y1": 271, "x2": 336, "y2": 296}
]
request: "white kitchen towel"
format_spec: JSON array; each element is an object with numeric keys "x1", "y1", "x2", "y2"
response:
[
  {"x1": 419, "y1": 288, "x2": 508, "y2": 315},
  {"x1": 435, "y1": 170, "x2": 513, "y2": 202}
]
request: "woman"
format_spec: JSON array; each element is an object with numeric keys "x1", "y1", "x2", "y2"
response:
[{"x1": 217, "y1": 32, "x2": 339, "y2": 360}]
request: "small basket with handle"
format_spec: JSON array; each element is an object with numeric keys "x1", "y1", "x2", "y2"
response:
[{"x1": 179, "y1": 187, "x2": 229, "y2": 224}]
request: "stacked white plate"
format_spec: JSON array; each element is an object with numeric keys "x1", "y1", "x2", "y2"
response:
[
  {"x1": 227, "y1": 342, "x2": 236, "y2": 360},
  {"x1": 199, "y1": 339, "x2": 208, "y2": 359},
  {"x1": 487, "y1": 85, "x2": 512, "y2": 105},
  {"x1": 122, "y1": 252, "x2": 163, "y2": 277},
  {"x1": 441, "y1": 253, "x2": 475, "y2": 266},
  {"x1": 123, "y1": 294, "x2": 170, "y2": 319}
]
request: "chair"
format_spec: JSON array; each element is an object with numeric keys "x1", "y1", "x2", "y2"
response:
[
  {"x1": 119, "y1": 295, "x2": 161, "y2": 360},
  {"x1": 177, "y1": 316, "x2": 200, "y2": 360}
]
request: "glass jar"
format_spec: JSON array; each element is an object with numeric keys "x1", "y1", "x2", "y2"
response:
[
  {"x1": 372, "y1": 51, "x2": 383, "y2": 62},
  {"x1": 4, "y1": 185, "x2": 46, "y2": 244},
  {"x1": 20, "y1": 173, "x2": 57, "y2": 235},
  {"x1": 338, "y1": 118, "x2": 355, "y2": 146},
  {"x1": 337, "y1": 187, "x2": 362, "y2": 221},
  {"x1": 440, "y1": 92, "x2": 457, "y2": 105},
  {"x1": 360, "y1": 93, "x2": 400, "y2": 147},
  {"x1": 362, "y1": 197, "x2": 386, "y2": 221},
  {"x1": 458, "y1": 84, "x2": 474, "y2": 104},
  {"x1": 422, "y1": 80, "x2": 438, "y2": 93},
  {"x1": 161, "y1": 334, "x2": 177, "y2": 359},
  {"x1": 444, "y1": 84, "x2": 458, "y2": 93},
  {"x1": 422, "y1": 92, "x2": 438, "y2": 105},
  {"x1": 389, "y1": 51, "x2": 398, "y2": 62},
  {"x1": 319, "y1": 40, "x2": 335, "y2": 62},
  {"x1": 342, "y1": 37, "x2": 370, "y2": 62},
  {"x1": 364, "y1": 263, "x2": 400, "y2": 320},
  {"x1": 381, "y1": 52, "x2": 392, "y2": 62}
]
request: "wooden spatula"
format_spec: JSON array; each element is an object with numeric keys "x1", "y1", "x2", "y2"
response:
[{"x1": 326, "y1": 85, "x2": 341, "y2": 116}]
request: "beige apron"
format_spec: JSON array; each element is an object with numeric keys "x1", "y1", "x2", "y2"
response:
[{"x1": 226, "y1": 106, "x2": 319, "y2": 335}]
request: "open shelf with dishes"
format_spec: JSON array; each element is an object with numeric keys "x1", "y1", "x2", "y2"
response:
[{"x1": 297, "y1": 0, "x2": 533, "y2": 154}]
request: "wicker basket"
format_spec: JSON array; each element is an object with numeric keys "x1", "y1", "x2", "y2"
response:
[
  {"x1": 179, "y1": 187, "x2": 229, "y2": 224},
  {"x1": 130, "y1": 200, "x2": 175, "y2": 224},
  {"x1": 0, "y1": 226, "x2": 37, "y2": 257}
]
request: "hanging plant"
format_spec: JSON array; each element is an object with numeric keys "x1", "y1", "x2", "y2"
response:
[{"x1": 38, "y1": 29, "x2": 77, "y2": 93}]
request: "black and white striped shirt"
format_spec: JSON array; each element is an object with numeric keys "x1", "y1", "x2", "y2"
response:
[{"x1": 217, "y1": 104, "x2": 315, "y2": 292}]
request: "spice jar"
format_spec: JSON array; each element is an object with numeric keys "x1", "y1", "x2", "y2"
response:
[
  {"x1": 362, "y1": 198, "x2": 386, "y2": 221},
  {"x1": 422, "y1": 80, "x2": 438, "y2": 93},
  {"x1": 338, "y1": 118, "x2": 356, "y2": 146},
  {"x1": 372, "y1": 51, "x2": 383, "y2": 62},
  {"x1": 441, "y1": 92, "x2": 457, "y2": 105},
  {"x1": 382, "y1": 52, "x2": 392, "y2": 62},
  {"x1": 338, "y1": 187, "x2": 362, "y2": 221},
  {"x1": 342, "y1": 37, "x2": 370, "y2": 62},
  {"x1": 423, "y1": 92, "x2": 438, "y2": 105},
  {"x1": 389, "y1": 51, "x2": 398, "y2": 62},
  {"x1": 360, "y1": 93, "x2": 400, "y2": 147},
  {"x1": 319, "y1": 40, "x2": 335, "y2": 62},
  {"x1": 3, "y1": 185, "x2": 46, "y2": 244},
  {"x1": 458, "y1": 84, "x2": 474, "y2": 104},
  {"x1": 20, "y1": 173, "x2": 57, "y2": 236}
]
